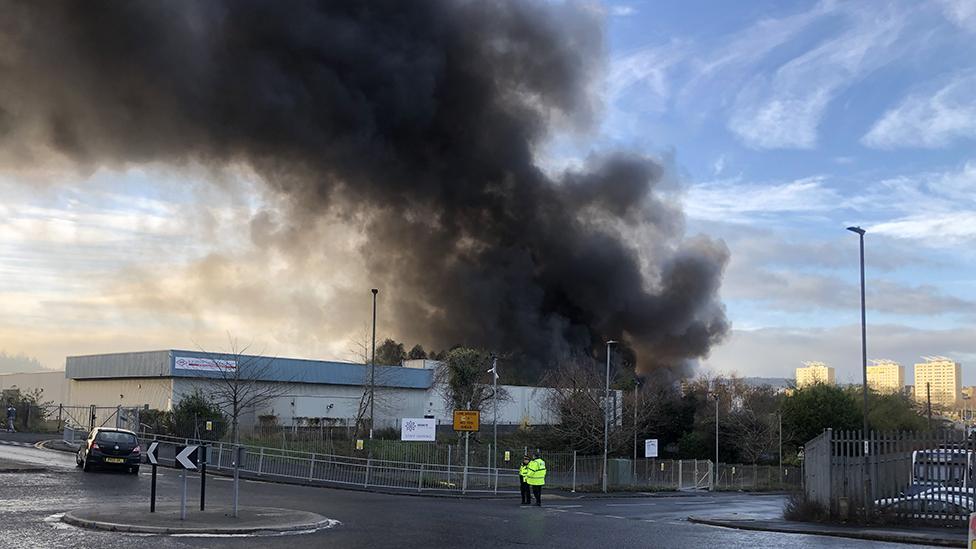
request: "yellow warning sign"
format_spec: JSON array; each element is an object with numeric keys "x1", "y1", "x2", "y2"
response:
[{"x1": 453, "y1": 410, "x2": 480, "y2": 432}]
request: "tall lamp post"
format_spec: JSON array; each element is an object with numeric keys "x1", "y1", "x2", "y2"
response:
[
  {"x1": 603, "y1": 340, "x2": 617, "y2": 493},
  {"x1": 847, "y1": 226, "x2": 869, "y2": 514},
  {"x1": 712, "y1": 392, "x2": 719, "y2": 484},
  {"x1": 369, "y1": 288, "x2": 378, "y2": 440}
]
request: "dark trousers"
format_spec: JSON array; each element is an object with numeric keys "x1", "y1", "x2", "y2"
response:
[
  {"x1": 532, "y1": 484, "x2": 542, "y2": 505},
  {"x1": 520, "y1": 480, "x2": 531, "y2": 503}
]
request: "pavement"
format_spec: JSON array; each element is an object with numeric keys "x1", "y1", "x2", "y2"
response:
[
  {"x1": 64, "y1": 505, "x2": 337, "y2": 534},
  {"x1": 689, "y1": 516, "x2": 967, "y2": 548}
]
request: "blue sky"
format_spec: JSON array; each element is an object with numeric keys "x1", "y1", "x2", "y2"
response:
[
  {"x1": 582, "y1": 0, "x2": 976, "y2": 383},
  {"x1": 0, "y1": 0, "x2": 974, "y2": 385}
]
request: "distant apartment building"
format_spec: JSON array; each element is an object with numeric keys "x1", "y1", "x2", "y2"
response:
[
  {"x1": 866, "y1": 360, "x2": 904, "y2": 394},
  {"x1": 795, "y1": 361, "x2": 835, "y2": 387},
  {"x1": 914, "y1": 356, "x2": 962, "y2": 409}
]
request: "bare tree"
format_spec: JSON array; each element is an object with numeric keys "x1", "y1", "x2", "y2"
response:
[
  {"x1": 541, "y1": 355, "x2": 629, "y2": 454},
  {"x1": 185, "y1": 340, "x2": 293, "y2": 518},
  {"x1": 347, "y1": 325, "x2": 397, "y2": 440}
]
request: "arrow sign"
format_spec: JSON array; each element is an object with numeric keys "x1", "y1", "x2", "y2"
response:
[
  {"x1": 147, "y1": 441, "x2": 159, "y2": 465},
  {"x1": 175, "y1": 445, "x2": 198, "y2": 470}
]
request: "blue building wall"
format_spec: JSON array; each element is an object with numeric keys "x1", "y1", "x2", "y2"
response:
[{"x1": 67, "y1": 349, "x2": 433, "y2": 389}]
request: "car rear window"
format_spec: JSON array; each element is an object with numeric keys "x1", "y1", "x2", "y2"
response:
[{"x1": 95, "y1": 431, "x2": 137, "y2": 444}]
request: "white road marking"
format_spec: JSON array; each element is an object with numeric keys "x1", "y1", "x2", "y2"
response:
[{"x1": 605, "y1": 502, "x2": 658, "y2": 506}]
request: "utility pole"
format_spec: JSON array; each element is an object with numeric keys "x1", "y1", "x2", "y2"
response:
[
  {"x1": 713, "y1": 392, "x2": 719, "y2": 481},
  {"x1": 633, "y1": 380, "x2": 638, "y2": 475},
  {"x1": 778, "y1": 411, "x2": 783, "y2": 485},
  {"x1": 490, "y1": 357, "x2": 498, "y2": 476},
  {"x1": 603, "y1": 340, "x2": 617, "y2": 493},
  {"x1": 369, "y1": 288, "x2": 378, "y2": 440},
  {"x1": 927, "y1": 382, "x2": 932, "y2": 430}
]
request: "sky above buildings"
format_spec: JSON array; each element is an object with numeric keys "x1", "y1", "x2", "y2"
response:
[{"x1": 1, "y1": 0, "x2": 974, "y2": 383}]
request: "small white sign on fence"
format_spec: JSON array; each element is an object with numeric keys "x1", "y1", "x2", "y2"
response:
[
  {"x1": 400, "y1": 418, "x2": 436, "y2": 442},
  {"x1": 645, "y1": 438, "x2": 659, "y2": 458}
]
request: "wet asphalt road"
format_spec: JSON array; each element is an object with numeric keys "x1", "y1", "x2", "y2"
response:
[{"x1": 0, "y1": 442, "x2": 917, "y2": 549}]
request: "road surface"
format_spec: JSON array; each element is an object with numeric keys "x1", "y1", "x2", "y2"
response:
[{"x1": 0, "y1": 442, "x2": 915, "y2": 548}]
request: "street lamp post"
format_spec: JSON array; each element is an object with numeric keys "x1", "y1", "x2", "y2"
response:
[
  {"x1": 369, "y1": 288, "x2": 378, "y2": 440},
  {"x1": 847, "y1": 226, "x2": 869, "y2": 515},
  {"x1": 712, "y1": 392, "x2": 719, "y2": 484},
  {"x1": 603, "y1": 340, "x2": 617, "y2": 493}
]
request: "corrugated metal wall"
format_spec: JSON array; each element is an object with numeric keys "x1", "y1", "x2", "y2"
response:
[{"x1": 66, "y1": 350, "x2": 171, "y2": 379}]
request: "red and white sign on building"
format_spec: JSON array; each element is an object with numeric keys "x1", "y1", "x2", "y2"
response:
[{"x1": 174, "y1": 356, "x2": 237, "y2": 372}]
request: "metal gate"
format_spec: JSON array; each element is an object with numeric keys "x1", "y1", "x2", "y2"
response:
[{"x1": 58, "y1": 405, "x2": 142, "y2": 432}]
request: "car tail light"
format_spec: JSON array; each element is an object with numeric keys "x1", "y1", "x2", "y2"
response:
[
  {"x1": 91, "y1": 442, "x2": 100, "y2": 450},
  {"x1": 131, "y1": 446, "x2": 140, "y2": 454}
]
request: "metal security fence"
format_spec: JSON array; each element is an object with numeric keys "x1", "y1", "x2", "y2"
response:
[
  {"x1": 804, "y1": 428, "x2": 976, "y2": 526},
  {"x1": 141, "y1": 433, "x2": 520, "y2": 494},
  {"x1": 714, "y1": 463, "x2": 800, "y2": 491}
]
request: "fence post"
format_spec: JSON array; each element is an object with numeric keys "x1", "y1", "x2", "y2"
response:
[
  {"x1": 365, "y1": 458, "x2": 371, "y2": 488},
  {"x1": 258, "y1": 447, "x2": 264, "y2": 475},
  {"x1": 309, "y1": 453, "x2": 316, "y2": 482},
  {"x1": 447, "y1": 445, "x2": 452, "y2": 486},
  {"x1": 217, "y1": 442, "x2": 223, "y2": 469},
  {"x1": 678, "y1": 460, "x2": 683, "y2": 490},
  {"x1": 572, "y1": 450, "x2": 577, "y2": 492},
  {"x1": 418, "y1": 463, "x2": 424, "y2": 492}
]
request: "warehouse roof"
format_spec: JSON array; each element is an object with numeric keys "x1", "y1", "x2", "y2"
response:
[{"x1": 65, "y1": 350, "x2": 432, "y2": 389}]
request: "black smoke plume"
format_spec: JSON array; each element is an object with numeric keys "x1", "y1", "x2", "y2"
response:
[{"x1": 0, "y1": 0, "x2": 729, "y2": 379}]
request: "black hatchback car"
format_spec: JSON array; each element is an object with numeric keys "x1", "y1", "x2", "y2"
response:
[{"x1": 76, "y1": 427, "x2": 141, "y2": 474}]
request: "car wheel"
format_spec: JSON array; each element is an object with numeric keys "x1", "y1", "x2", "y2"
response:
[
  {"x1": 129, "y1": 466, "x2": 140, "y2": 475},
  {"x1": 76, "y1": 453, "x2": 83, "y2": 467}
]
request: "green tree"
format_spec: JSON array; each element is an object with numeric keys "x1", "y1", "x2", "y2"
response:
[
  {"x1": 407, "y1": 344, "x2": 428, "y2": 360},
  {"x1": 867, "y1": 391, "x2": 927, "y2": 432},
  {"x1": 437, "y1": 347, "x2": 494, "y2": 411},
  {"x1": 169, "y1": 389, "x2": 227, "y2": 441},
  {"x1": 375, "y1": 339, "x2": 406, "y2": 365},
  {"x1": 782, "y1": 383, "x2": 861, "y2": 448}
]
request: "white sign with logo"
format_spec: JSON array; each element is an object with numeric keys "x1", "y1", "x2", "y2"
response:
[
  {"x1": 174, "y1": 356, "x2": 237, "y2": 372},
  {"x1": 644, "y1": 438, "x2": 659, "y2": 458},
  {"x1": 400, "y1": 417, "x2": 436, "y2": 442}
]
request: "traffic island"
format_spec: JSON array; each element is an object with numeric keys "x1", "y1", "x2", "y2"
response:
[
  {"x1": 63, "y1": 506, "x2": 339, "y2": 535},
  {"x1": 688, "y1": 515, "x2": 966, "y2": 548}
]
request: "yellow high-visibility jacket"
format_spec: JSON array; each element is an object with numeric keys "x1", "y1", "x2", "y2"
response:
[
  {"x1": 519, "y1": 464, "x2": 530, "y2": 482},
  {"x1": 525, "y1": 458, "x2": 546, "y2": 486}
]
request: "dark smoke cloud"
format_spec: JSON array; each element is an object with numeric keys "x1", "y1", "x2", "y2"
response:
[{"x1": 0, "y1": 0, "x2": 729, "y2": 379}]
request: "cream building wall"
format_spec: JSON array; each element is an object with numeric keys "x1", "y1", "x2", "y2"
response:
[
  {"x1": 0, "y1": 370, "x2": 69, "y2": 404},
  {"x1": 796, "y1": 362, "x2": 835, "y2": 387},
  {"x1": 914, "y1": 358, "x2": 961, "y2": 409},
  {"x1": 67, "y1": 378, "x2": 175, "y2": 411},
  {"x1": 867, "y1": 361, "x2": 905, "y2": 394}
]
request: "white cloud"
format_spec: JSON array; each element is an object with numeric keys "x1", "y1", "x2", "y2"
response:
[
  {"x1": 862, "y1": 70, "x2": 976, "y2": 149},
  {"x1": 864, "y1": 161, "x2": 976, "y2": 241},
  {"x1": 607, "y1": 40, "x2": 687, "y2": 114},
  {"x1": 728, "y1": 6, "x2": 907, "y2": 149},
  {"x1": 938, "y1": 0, "x2": 976, "y2": 31},
  {"x1": 610, "y1": 5, "x2": 636, "y2": 17},
  {"x1": 684, "y1": 176, "x2": 839, "y2": 222}
]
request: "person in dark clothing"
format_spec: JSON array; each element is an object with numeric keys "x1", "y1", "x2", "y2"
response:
[
  {"x1": 5, "y1": 404, "x2": 16, "y2": 432},
  {"x1": 518, "y1": 456, "x2": 531, "y2": 505}
]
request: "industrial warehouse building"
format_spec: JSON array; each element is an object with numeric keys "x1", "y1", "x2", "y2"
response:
[{"x1": 58, "y1": 349, "x2": 574, "y2": 428}]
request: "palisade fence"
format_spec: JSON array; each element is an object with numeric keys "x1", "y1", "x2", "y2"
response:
[
  {"x1": 136, "y1": 431, "x2": 798, "y2": 494},
  {"x1": 804, "y1": 428, "x2": 975, "y2": 526}
]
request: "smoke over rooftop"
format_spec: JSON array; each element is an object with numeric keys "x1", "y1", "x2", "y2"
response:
[{"x1": 0, "y1": 0, "x2": 729, "y2": 378}]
